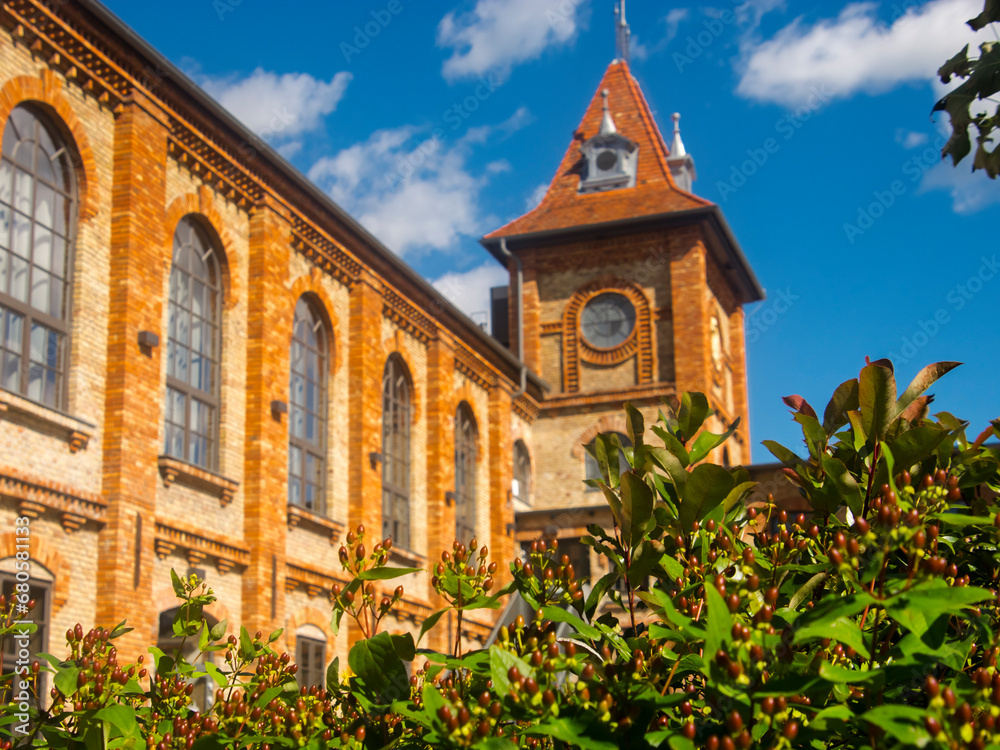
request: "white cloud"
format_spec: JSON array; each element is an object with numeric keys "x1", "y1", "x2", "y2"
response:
[
  {"x1": 525, "y1": 182, "x2": 548, "y2": 211},
  {"x1": 896, "y1": 130, "x2": 929, "y2": 149},
  {"x1": 664, "y1": 8, "x2": 692, "y2": 44},
  {"x1": 736, "y1": 0, "x2": 988, "y2": 107},
  {"x1": 308, "y1": 111, "x2": 532, "y2": 256},
  {"x1": 432, "y1": 262, "x2": 510, "y2": 327},
  {"x1": 437, "y1": 0, "x2": 589, "y2": 82},
  {"x1": 197, "y1": 68, "x2": 352, "y2": 142},
  {"x1": 920, "y1": 159, "x2": 1000, "y2": 213}
]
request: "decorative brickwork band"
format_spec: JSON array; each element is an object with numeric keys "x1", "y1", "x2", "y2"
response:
[{"x1": 157, "y1": 456, "x2": 239, "y2": 507}]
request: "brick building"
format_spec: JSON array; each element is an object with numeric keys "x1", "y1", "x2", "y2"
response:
[{"x1": 0, "y1": 0, "x2": 766, "y2": 693}]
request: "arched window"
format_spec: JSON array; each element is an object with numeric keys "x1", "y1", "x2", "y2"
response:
[
  {"x1": 382, "y1": 356, "x2": 411, "y2": 549},
  {"x1": 0, "y1": 105, "x2": 76, "y2": 409},
  {"x1": 455, "y1": 402, "x2": 478, "y2": 544},
  {"x1": 513, "y1": 440, "x2": 531, "y2": 506},
  {"x1": 288, "y1": 297, "x2": 328, "y2": 514},
  {"x1": 0, "y1": 559, "x2": 51, "y2": 704},
  {"x1": 157, "y1": 607, "x2": 215, "y2": 713},
  {"x1": 164, "y1": 217, "x2": 222, "y2": 470},
  {"x1": 584, "y1": 432, "x2": 632, "y2": 490}
]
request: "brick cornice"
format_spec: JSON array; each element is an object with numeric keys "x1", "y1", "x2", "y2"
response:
[
  {"x1": 153, "y1": 519, "x2": 250, "y2": 573},
  {"x1": 541, "y1": 382, "x2": 676, "y2": 414},
  {"x1": 382, "y1": 287, "x2": 437, "y2": 344},
  {"x1": 290, "y1": 215, "x2": 362, "y2": 289},
  {"x1": 0, "y1": 465, "x2": 106, "y2": 527},
  {"x1": 513, "y1": 394, "x2": 540, "y2": 424},
  {"x1": 454, "y1": 344, "x2": 497, "y2": 391}
]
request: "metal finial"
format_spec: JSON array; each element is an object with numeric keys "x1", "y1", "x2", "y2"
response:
[{"x1": 615, "y1": 1, "x2": 631, "y2": 64}]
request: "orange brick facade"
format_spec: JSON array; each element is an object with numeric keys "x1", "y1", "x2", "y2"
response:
[
  {"x1": 0, "y1": 1, "x2": 766, "y2": 678},
  {"x1": 0, "y1": 0, "x2": 543, "y2": 669}
]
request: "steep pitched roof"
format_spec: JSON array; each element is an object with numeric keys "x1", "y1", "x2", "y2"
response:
[{"x1": 484, "y1": 61, "x2": 711, "y2": 240}]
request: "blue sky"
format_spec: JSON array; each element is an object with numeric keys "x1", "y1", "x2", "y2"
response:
[{"x1": 99, "y1": 0, "x2": 1000, "y2": 461}]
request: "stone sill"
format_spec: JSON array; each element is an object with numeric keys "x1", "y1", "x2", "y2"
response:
[
  {"x1": 0, "y1": 389, "x2": 94, "y2": 453},
  {"x1": 157, "y1": 456, "x2": 238, "y2": 507},
  {"x1": 287, "y1": 504, "x2": 345, "y2": 544}
]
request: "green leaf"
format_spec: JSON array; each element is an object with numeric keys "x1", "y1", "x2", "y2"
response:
[
  {"x1": 931, "y1": 512, "x2": 994, "y2": 527},
  {"x1": 651, "y1": 425, "x2": 691, "y2": 468},
  {"x1": 823, "y1": 379, "x2": 860, "y2": 434},
  {"x1": 859, "y1": 360, "x2": 896, "y2": 441},
  {"x1": 627, "y1": 540, "x2": 665, "y2": 588},
  {"x1": 203, "y1": 661, "x2": 228, "y2": 688},
  {"x1": 703, "y1": 585, "x2": 732, "y2": 667},
  {"x1": 94, "y1": 705, "x2": 137, "y2": 738},
  {"x1": 893, "y1": 362, "x2": 961, "y2": 422},
  {"x1": 348, "y1": 631, "x2": 410, "y2": 701},
  {"x1": 624, "y1": 402, "x2": 645, "y2": 453},
  {"x1": 889, "y1": 424, "x2": 948, "y2": 472},
  {"x1": 326, "y1": 657, "x2": 339, "y2": 692},
  {"x1": 524, "y1": 717, "x2": 618, "y2": 750},
  {"x1": 818, "y1": 661, "x2": 881, "y2": 684},
  {"x1": 821, "y1": 455, "x2": 863, "y2": 517},
  {"x1": 788, "y1": 572, "x2": 827, "y2": 611},
  {"x1": 796, "y1": 616, "x2": 871, "y2": 660},
  {"x1": 357, "y1": 566, "x2": 422, "y2": 580},
  {"x1": 761, "y1": 440, "x2": 802, "y2": 466},
  {"x1": 54, "y1": 664, "x2": 81, "y2": 698},
  {"x1": 417, "y1": 609, "x2": 447, "y2": 645},
  {"x1": 677, "y1": 392, "x2": 710, "y2": 443},
  {"x1": 796, "y1": 413, "x2": 827, "y2": 459},
  {"x1": 238, "y1": 626, "x2": 255, "y2": 661},
  {"x1": 209, "y1": 619, "x2": 228, "y2": 642},
  {"x1": 390, "y1": 632, "x2": 416, "y2": 661},
  {"x1": 689, "y1": 418, "x2": 741, "y2": 465},
  {"x1": 170, "y1": 568, "x2": 186, "y2": 598},
  {"x1": 679, "y1": 465, "x2": 735, "y2": 533},
  {"x1": 885, "y1": 583, "x2": 994, "y2": 636},
  {"x1": 861, "y1": 705, "x2": 931, "y2": 747},
  {"x1": 620, "y1": 471, "x2": 654, "y2": 549},
  {"x1": 541, "y1": 605, "x2": 601, "y2": 640},
  {"x1": 489, "y1": 645, "x2": 531, "y2": 697}
]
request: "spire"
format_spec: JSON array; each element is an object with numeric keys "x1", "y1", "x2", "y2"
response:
[
  {"x1": 599, "y1": 89, "x2": 617, "y2": 135},
  {"x1": 615, "y1": 1, "x2": 631, "y2": 64},
  {"x1": 669, "y1": 113, "x2": 686, "y2": 157},
  {"x1": 666, "y1": 112, "x2": 697, "y2": 192}
]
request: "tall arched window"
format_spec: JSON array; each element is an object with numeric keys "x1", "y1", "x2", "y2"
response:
[
  {"x1": 382, "y1": 356, "x2": 411, "y2": 549},
  {"x1": 164, "y1": 217, "x2": 221, "y2": 470},
  {"x1": 0, "y1": 105, "x2": 76, "y2": 409},
  {"x1": 584, "y1": 432, "x2": 632, "y2": 490},
  {"x1": 455, "y1": 402, "x2": 478, "y2": 544},
  {"x1": 289, "y1": 297, "x2": 328, "y2": 514},
  {"x1": 513, "y1": 440, "x2": 531, "y2": 506}
]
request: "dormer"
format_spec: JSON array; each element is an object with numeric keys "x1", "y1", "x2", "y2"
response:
[{"x1": 579, "y1": 89, "x2": 638, "y2": 193}]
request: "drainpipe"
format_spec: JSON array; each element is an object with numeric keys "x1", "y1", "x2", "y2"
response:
[{"x1": 498, "y1": 237, "x2": 527, "y2": 400}]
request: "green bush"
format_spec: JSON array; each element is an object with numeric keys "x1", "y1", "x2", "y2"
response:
[{"x1": 1, "y1": 359, "x2": 999, "y2": 749}]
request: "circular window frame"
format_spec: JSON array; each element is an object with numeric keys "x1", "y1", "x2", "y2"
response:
[{"x1": 579, "y1": 292, "x2": 638, "y2": 353}]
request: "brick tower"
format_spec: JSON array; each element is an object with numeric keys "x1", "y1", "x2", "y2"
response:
[{"x1": 481, "y1": 60, "x2": 764, "y2": 553}]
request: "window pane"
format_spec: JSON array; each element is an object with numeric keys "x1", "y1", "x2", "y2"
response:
[
  {"x1": 11, "y1": 213, "x2": 29, "y2": 259},
  {"x1": 0, "y1": 161, "x2": 11, "y2": 204},
  {"x1": 13, "y1": 169, "x2": 32, "y2": 214},
  {"x1": 0, "y1": 205, "x2": 10, "y2": 250},
  {"x1": 9, "y1": 254, "x2": 27, "y2": 303},
  {"x1": 34, "y1": 183, "x2": 54, "y2": 229}
]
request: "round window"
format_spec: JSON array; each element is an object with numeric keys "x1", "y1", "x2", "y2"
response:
[
  {"x1": 581, "y1": 293, "x2": 636, "y2": 349},
  {"x1": 596, "y1": 150, "x2": 618, "y2": 171}
]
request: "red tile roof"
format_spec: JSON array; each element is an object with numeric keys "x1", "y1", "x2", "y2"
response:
[{"x1": 484, "y1": 60, "x2": 711, "y2": 240}]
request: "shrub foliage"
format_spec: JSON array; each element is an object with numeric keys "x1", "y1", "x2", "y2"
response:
[{"x1": 1, "y1": 359, "x2": 999, "y2": 749}]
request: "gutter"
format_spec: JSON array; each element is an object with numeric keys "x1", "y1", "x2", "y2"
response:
[{"x1": 496, "y1": 238, "x2": 527, "y2": 400}]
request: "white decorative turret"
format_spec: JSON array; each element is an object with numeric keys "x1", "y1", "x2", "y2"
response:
[
  {"x1": 599, "y1": 89, "x2": 617, "y2": 136},
  {"x1": 666, "y1": 112, "x2": 697, "y2": 192}
]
